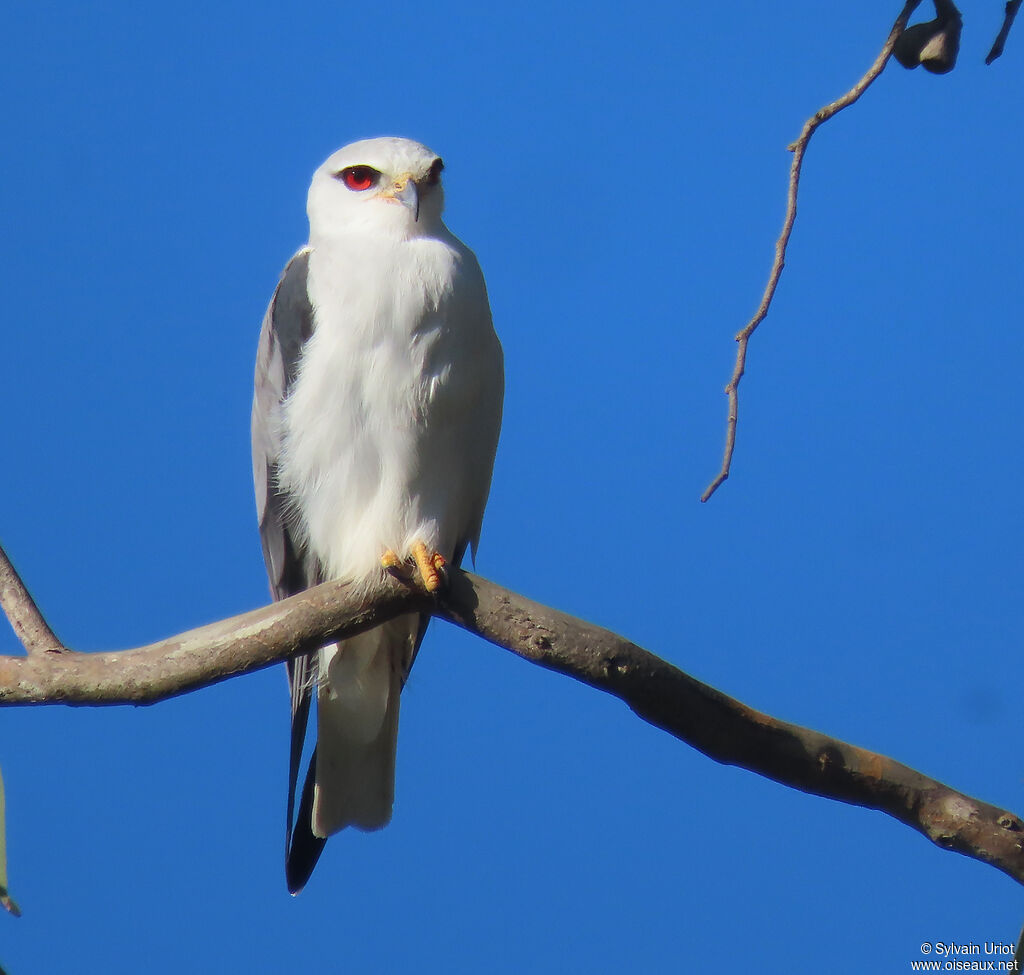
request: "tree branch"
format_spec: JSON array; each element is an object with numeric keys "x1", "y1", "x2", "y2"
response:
[
  {"x1": 2, "y1": 565, "x2": 1022, "y2": 886},
  {"x1": 701, "y1": 1, "x2": 924, "y2": 503},
  {"x1": 0, "y1": 543, "x2": 63, "y2": 656},
  {"x1": 0, "y1": 574, "x2": 429, "y2": 705},
  {"x1": 987, "y1": 0, "x2": 1023, "y2": 64}
]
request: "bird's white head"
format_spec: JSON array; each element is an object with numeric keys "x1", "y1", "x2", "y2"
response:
[{"x1": 307, "y1": 137, "x2": 447, "y2": 243}]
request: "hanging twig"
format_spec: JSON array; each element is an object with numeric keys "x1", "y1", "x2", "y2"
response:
[
  {"x1": 701, "y1": 1, "x2": 924, "y2": 503},
  {"x1": 987, "y1": 0, "x2": 1023, "y2": 64}
]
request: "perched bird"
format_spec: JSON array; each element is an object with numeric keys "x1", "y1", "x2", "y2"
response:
[{"x1": 251, "y1": 137, "x2": 504, "y2": 893}]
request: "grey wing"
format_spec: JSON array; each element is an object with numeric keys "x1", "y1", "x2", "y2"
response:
[
  {"x1": 251, "y1": 247, "x2": 326, "y2": 888},
  {"x1": 253, "y1": 246, "x2": 316, "y2": 602}
]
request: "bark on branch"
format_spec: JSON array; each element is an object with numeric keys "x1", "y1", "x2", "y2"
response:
[
  {"x1": 0, "y1": 573, "x2": 429, "y2": 706},
  {"x1": 0, "y1": 545, "x2": 63, "y2": 656},
  {"x1": 1, "y1": 558, "x2": 1022, "y2": 886}
]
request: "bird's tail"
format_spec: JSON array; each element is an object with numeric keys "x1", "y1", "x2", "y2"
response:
[{"x1": 310, "y1": 614, "x2": 419, "y2": 837}]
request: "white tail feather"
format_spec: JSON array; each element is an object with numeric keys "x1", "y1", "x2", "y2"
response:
[{"x1": 311, "y1": 615, "x2": 417, "y2": 836}]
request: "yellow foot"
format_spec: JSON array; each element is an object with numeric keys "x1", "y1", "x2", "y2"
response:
[
  {"x1": 381, "y1": 549, "x2": 415, "y2": 586},
  {"x1": 382, "y1": 545, "x2": 448, "y2": 592},
  {"x1": 411, "y1": 542, "x2": 446, "y2": 593}
]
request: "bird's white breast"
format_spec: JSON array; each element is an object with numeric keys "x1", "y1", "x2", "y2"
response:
[{"x1": 278, "y1": 231, "x2": 501, "y2": 588}]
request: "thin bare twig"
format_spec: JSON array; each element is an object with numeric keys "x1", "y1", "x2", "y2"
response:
[
  {"x1": 0, "y1": 543, "x2": 63, "y2": 655},
  {"x1": 701, "y1": 2, "x2": 924, "y2": 503},
  {"x1": 987, "y1": 0, "x2": 1023, "y2": 64},
  {"x1": 0, "y1": 763, "x2": 18, "y2": 918},
  {"x1": 2, "y1": 567, "x2": 1023, "y2": 888}
]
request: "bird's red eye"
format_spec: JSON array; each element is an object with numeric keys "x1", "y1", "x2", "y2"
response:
[{"x1": 337, "y1": 166, "x2": 380, "y2": 191}]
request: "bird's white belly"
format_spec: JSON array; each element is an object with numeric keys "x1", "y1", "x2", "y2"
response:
[{"x1": 277, "y1": 238, "x2": 492, "y2": 587}]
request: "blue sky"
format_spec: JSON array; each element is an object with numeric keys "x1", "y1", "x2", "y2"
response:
[{"x1": 3, "y1": 1, "x2": 1023, "y2": 971}]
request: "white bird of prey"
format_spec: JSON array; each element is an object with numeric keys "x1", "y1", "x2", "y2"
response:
[{"x1": 251, "y1": 137, "x2": 504, "y2": 893}]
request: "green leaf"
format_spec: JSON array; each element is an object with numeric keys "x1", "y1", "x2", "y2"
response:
[{"x1": 0, "y1": 766, "x2": 20, "y2": 918}]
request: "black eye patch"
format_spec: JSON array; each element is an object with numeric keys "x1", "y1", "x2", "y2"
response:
[{"x1": 424, "y1": 159, "x2": 444, "y2": 187}]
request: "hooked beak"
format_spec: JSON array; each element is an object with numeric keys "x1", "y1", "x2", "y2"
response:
[{"x1": 382, "y1": 173, "x2": 420, "y2": 221}]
